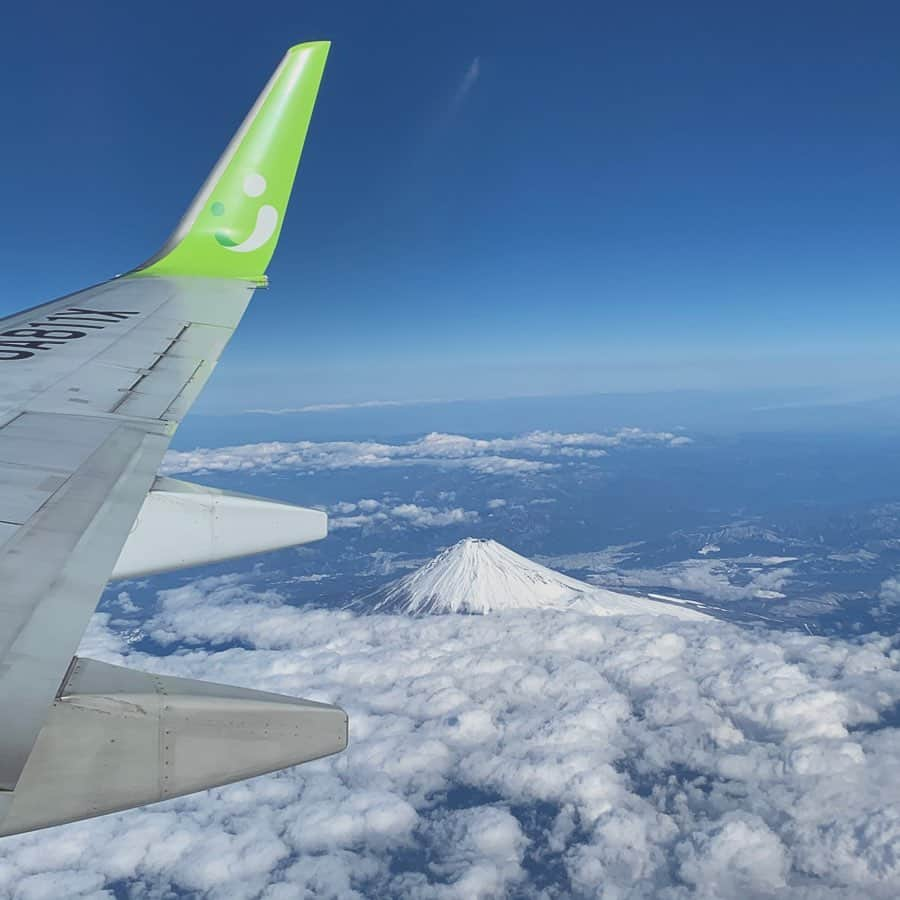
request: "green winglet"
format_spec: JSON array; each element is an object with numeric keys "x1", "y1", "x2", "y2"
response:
[{"x1": 134, "y1": 41, "x2": 330, "y2": 280}]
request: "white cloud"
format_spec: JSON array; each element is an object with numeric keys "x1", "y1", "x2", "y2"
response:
[
  {"x1": 674, "y1": 815, "x2": 790, "y2": 898},
  {"x1": 284, "y1": 574, "x2": 331, "y2": 584},
  {"x1": 162, "y1": 429, "x2": 691, "y2": 478},
  {"x1": 389, "y1": 504, "x2": 479, "y2": 528},
  {"x1": 539, "y1": 544, "x2": 645, "y2": 573},
  {"x1": 329, "y1": 513, "x2": 386, "y2": 530},
  {"x1": 486, "y1": 498, "x2": 506, "y2": 509},
  {"x1": 4, "y1": 573, "x2": 899, "y2": 898},
  {"x1": 420, "y1": 806, "x2": 528, "y2": 897},
  {"x1": 112, "y1": 591, "x2": 138, "y2": 614},
  {"x1": 328, "y1": 499, "x2": 479, "y2": 531},
  {"x1": 876, "y1": 576, "x2": 900, "y2": 618},
  {"x1": 585, "y1": 557, "x2": 795, "y2": 604}
]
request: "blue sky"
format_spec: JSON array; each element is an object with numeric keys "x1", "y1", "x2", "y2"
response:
[{"x1": 2, "y1": 1, "x2": 900, "y2": 410}]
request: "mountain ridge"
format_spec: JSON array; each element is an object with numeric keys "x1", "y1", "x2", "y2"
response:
[{"x1": 366, "y1": 538, "x2": 711, "y2": 620}]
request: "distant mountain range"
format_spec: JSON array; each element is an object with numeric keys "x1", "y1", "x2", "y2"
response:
[{"x1": 366, "y1": 538, "x2": 711, "y2": 620}]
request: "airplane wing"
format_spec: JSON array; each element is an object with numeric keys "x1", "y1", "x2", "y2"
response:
[{"x1": 0, "y1": 41, "x2": 347, "y2": 838}]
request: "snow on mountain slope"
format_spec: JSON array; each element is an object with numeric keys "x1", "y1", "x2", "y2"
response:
[{"x1": 369, "y1": 538, "x2": 711, "y2": 620}]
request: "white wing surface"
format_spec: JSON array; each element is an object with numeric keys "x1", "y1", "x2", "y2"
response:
[{"x1": 0, "y1": 42, "x2": 346, "y2": 837}]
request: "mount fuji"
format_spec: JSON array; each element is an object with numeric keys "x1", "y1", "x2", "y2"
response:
[{"x1": 367, "y1": 538, "x2": 712, "y2": 620}]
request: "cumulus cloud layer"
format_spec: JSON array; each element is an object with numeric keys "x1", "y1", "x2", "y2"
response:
[
  {"x1": 162, "y1": 429, "x2": 691, "y2": 478},
  {"x1": 3, "y1": 575, "x2": 899, "y2": 899}
]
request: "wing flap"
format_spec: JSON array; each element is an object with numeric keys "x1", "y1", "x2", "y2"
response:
[
  {"x1": 0, "y1": 417, "x2": 167, "y2": 789},
  {"x1": 0, "y1": 280, "x2": 257, "y2": 795},
  {"x1": 0, "y1": 657, "x2": 347, "y2": 836},
  {"x1": 0, "y1": 469, "x2": 59, "y2": 526}
]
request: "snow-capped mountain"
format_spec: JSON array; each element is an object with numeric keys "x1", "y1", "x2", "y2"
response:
[{"x1": 368, "y1": 538, "x2": 711, "y2": 620}]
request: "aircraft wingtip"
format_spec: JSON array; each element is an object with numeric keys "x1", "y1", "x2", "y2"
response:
[{"x1": 288, "y1": 40, "x2": 331, "y2": 54}]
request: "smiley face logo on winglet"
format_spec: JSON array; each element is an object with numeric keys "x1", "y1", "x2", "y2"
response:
[{"x1": 212, "y1": 173, "x2": 279, "y2": 253}]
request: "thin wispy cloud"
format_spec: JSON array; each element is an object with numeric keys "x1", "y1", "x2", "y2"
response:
[
  {"x1": 430, "y1": 56, "x2": 482, "y2": 134},
  {"x1": 244, "y1": 399, "x2": 451, "y2": 415},
  {"x1": 450, "y1": 56, "x2": 481, "y2": 112}
]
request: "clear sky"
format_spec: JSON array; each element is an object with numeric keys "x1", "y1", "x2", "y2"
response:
[{"x1": 2, "y1": 1, "x2": 900, "y2": 411}]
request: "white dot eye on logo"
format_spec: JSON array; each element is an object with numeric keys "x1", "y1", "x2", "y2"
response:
[{"x1": 243, "y1": 173, "x2": 266, "y2": 197}]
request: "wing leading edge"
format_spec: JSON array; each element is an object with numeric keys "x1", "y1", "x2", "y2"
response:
[{"x1": 0, "y1": 41, "x2": 344, "y2": 837}]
